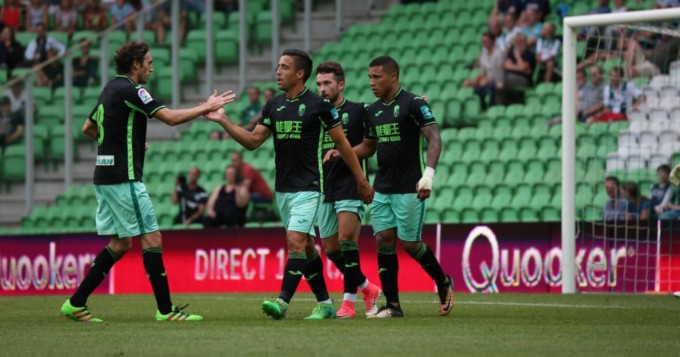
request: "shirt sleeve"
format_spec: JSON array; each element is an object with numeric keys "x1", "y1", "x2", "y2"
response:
[
  {"x1": 628, "y1": 82, "x2": 643, "y2": 99},
  {"x1": 410, "y1": 97, "x2": 437, "y2": 127},
  {"x1": 125, "y1": 85, "x2": 166, "y2": 118},
  {"x1": 319, "y1": 99, "x2": 341, "y2": 130},
  {"x1": 603, "y1": 85, "x2": 611, "y2": 109},
  {"x1": 258, "y1": 99, "x2": 273, "y2": 129},
  {"x1": 360, "y1": 104, "x2": 375, "y2": 139}
]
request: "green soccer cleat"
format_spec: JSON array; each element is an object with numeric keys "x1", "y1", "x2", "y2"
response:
[
  {"x1": 262, "y1": 298, "x2": 288, "y2": 320},
  {"x1": 155, "y1": 304, "x2": 203, "y2": 321},
  {"x1": 304, "y1": 302, "x2": 336, "y2": 320},
  {"x1": 61, "y1": 299, "x2": 103, "y2": 323}
]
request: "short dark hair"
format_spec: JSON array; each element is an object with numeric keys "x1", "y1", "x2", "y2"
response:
[
  {"x1": 369, "y1": 55, "x2": 399, "y2": 76},
  {"x1": 281, "y1": 48, "x2": 313, "y2": 82},
  {"x1": 611, "y1": 66, "x2": 625, "y2": 77},
  {"x1": 316, "y1": 61, "x2": 345, "y2": 82},
  {"x1": 482, "y1": 31, "x2": 496, "y2": 41},
  {"x1": 114, "y1": 41, "x2": 149, "y2": 75},
  {"x1": 658, "y1": 164, "x2": 671, "y2": 174},
  {"x1": 605, "y1": 176, "x2": 620, "y2": 186}
]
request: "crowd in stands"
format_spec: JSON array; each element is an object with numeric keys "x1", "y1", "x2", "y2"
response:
[
  {"x1": 172, "y1": 150, "x2": 272, "y2": 229},
  {"x1": 210, "y1": 86, "x2": 275, "y2": 140},
  {"x1": 602, "y1": 164, "x2": 680, "y2": 221}
]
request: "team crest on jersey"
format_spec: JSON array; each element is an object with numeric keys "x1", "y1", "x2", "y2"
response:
[
  {"x1": 394, "y1": 105, "x2": 400, "y2": 117},
  {"x1": 138, "y1": 88, "x2": 153, "y2": 104},
  {"x1": 342, "y1": 112, "x2": 349, "y2": 125},
  {"x1": 298, "y1": 104, "x2": 306, "y2": 116}
]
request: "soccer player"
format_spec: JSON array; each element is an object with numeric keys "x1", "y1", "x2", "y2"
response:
[
  {"x1": 315, "y1": 61, "x2": 382, "y2": 318},
  {"x1": 355, "y1": 56, "x2": 454, "y2": 318},
  {"x1": 60, "y1": 41, "x2": 235, "y2": 322},
  {"x1": 204, "y1": 49, "x2": 374, "y2": 320}
]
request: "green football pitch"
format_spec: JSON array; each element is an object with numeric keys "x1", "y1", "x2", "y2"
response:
[{"x1": 2, "y1": 293, "x2": 679, "y2": 356}]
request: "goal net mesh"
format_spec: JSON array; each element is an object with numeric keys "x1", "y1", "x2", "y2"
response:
[{"x1": 574, "y1": 18, "x2": 680, "y2": 293}]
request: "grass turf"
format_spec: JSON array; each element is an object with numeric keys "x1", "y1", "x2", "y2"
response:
[{"x1": 2, "y1": 293, "x2": 679, "y2": 356}]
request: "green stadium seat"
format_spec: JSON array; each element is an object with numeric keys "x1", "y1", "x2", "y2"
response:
[
  {"x1": 541, "y1": 207, "x2": 561, "y2": 222},
  {"x1": 460, "y1": 209, "x2": 479, "y2": 223},
  {"x1": 32, "y1": 87, "x2": 53, "y2": 105},
  {"x1": 500, "y1": 208, "x2": 519, "y2": 222},
  {"x1": 1, "y1": 145, "x2": 26, "y2": 183},
  {"x1": 519, "y1": 208, "x2": 539, "y2": 222}
]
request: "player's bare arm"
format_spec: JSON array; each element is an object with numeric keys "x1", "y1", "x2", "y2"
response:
[
  {"x1": 204, "y1": 107, "x2": 271, "y2": 150},
  {"x1": 327, "y1": 125, "x2": 374, "y2": 204},
  {"x1": 154, "y1": 90, "x2": 235, "y2": 126},
  {"x1": 82, "y1": 117, "x2": 98, "y2": 140},
  {"x1": 416, "y1": 124, "x2": 441, "y2": 201},
  {"x1": 323, "y1": 138, "x2": 376, "y2": 164}
]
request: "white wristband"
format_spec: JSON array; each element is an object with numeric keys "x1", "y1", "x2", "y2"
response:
[{"x1": 417, "y1": 167, "x2": 435, "y2": 191}]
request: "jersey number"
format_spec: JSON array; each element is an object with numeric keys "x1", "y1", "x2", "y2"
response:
[{"x1": 93, "y1": 104, "x2": 105, "y2": 145}]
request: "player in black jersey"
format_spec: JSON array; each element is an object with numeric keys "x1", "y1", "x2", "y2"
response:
[
  {"x1": 205, "y1": 49, "x2": 374, "y2": 320},
  {"x1": 354, "y1": 56, "x2": 453, "y2": 318},
  {"x1": 61, "y1": 41, "x2": 235, "y2": 323},
  {"x1": 315, "y1": 61, "x2": 382, "y2": 318}
]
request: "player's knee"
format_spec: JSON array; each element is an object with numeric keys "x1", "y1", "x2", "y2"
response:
[
  {"x1": 400, "y1": 241, "x2": 421, "y2": 256},
  {"x1": 376, "y1": 233, "x2": 396, "y2": 250},
  {"x1": 141, "y1": 230, "x2": 163, "y2": 249},
  {"x1": 286, "y1": 232, "x2": 307, "y2": 252},
  {"x1": 109, "y1": 238, "x2": 132, "y2": 255}
]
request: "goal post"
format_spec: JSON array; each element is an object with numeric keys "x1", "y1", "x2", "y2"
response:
[{"x1": 562, "y1": 8, "x2": 680, "y2": 294}]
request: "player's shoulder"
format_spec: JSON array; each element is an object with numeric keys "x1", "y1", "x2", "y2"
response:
[
  {"x1": 302, "y1": 90, "x2": 330, "y2": 106},
  {"x1": 343, "y1": 99, "x2": 367, "y2": 112},
  {"x1": 400, "y1": 89, "x2": 421, "y2": 103},
  {"x1": 365, "y1": 99, "x2": 383, "y2": 113}
]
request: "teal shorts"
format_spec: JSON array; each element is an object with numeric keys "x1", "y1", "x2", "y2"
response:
[
  {"x1": 317, "y1": 199, "x2": 365, "y2": 238},
  {"x1": 371, "y1": 192, "x2": 425, "y2": 242},
  {"x1": 275, "y1": 191, "x2": 321, "y2": 236},
  {"x1": 94, "y1": 181, "x2": 159, "y2": 238}
]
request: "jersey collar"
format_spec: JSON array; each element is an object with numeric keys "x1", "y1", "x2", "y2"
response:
[
  {"x1": 286, "y1": 87, "x2": 308, "y2": 102},
  {"x1": 382, "y1": 87, "x2": 403, "y2": 106},
  {"x1": 116, "y1": 74, "x2": 136, "y2": 84},
  {"x1": 337, "y1": 97, "x2": 347, "y2": 110}
]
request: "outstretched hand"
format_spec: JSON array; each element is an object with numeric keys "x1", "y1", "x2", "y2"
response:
[
  {"x1": 204, "y1": 90, "x2": 236, "y2": 112},
  {"x1": 204, "y1": 107, "x2": 226, "y2": 122}
]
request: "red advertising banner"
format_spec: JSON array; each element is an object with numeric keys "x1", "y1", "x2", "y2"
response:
[
  {"x1": 0, "y1": 234, "x2": 110, "y2": 296},
  {"x1": 439, "y1": 223, "x2": 679, "y2": 293},
  {"x1": 111, "y1": 226, "x2": 438, "y2": 294}
]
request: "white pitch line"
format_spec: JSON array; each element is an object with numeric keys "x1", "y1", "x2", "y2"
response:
[{"x1": 197, "y1": 296, "x2": 630, "y2": 309}]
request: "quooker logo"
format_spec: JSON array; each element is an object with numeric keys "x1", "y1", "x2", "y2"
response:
[
  {"x1": 462, "y1": 226, "x2": 630, "y2": 293},
  {"x1": 1, "y1": 242, "x2": 96, "y2": 291}
]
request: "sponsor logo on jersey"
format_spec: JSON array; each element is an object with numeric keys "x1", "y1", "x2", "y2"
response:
[
  {"x1": 276, "y1": 105, "x2": 286, "y2": 111},
  {"x1": 138, "y1": 88, "x2": 153, "y2": 104},
  {"x1": 394, "y1": 104, "x2": 400, "y2": 117},
  {"x1": 374, "y1": 110, "x2": 383, "y2": 117},
  {"x1": 330, "y1": 107, "x2": 338, "y2": 120},
  {"x1": 298, "y1": 104, "x2": 306, "y2": 116},
  {"x1": 341, "y1": 112, "x2": 349, "y2": 125},
  {"x1": 96, "y1": 155, "x2": 115, "y2": 166}
]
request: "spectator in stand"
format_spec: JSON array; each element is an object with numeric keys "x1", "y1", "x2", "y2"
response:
[
  {"x1": 622, "y1": 181, "x2": 650, "y2": 221},
  {"x1": 38, "y1": 48, "x2": 64, "y2": 89},
  {"x1": 215, "y1": 0, "x2": 238, "y2": 19},
  {"x1": 521, "y1": 7, "x2": 543, "y2": 47},
  {"x1": 488, "y1": 17, "x2": 503, "y2": 42},
  {"x1": 603, "y1": 176, "x2": 628, "y2": 221},
  {"x1": 0, "y1": 27, "x2": 24, "y2": 76},
  {"x1": 497, "y1": 12, "x2": 521, "y2": 53},
  {"x1": 25, "y1": 0, "x2": 49, "y2": 33},
  {"x1": 0, "y1": 96, "x2": 24, "y2": 150},
  {"x1": 577, "y1": 65, "x2": 605, "y2": 122},
  {"x1": 47, "y1": 0, "x2": 61, "y2": 16},
  {"x1": 0, "y1": 0, "x2": 22, "y2": 30},
  {"x1": 590, "y1": 0, "x2": 611, "y2": 14},
  {"x1": 72, "y1": 39, "x2": 98, "y2": 87},
  {"x1": 525, "y1": 0, "x2": 550, "y2": 21},
  {"x1": 110, "y1": 0, "x2": 135, "y2": 35},
  {"x1": 204, "y1": 166, "x2": 249, "y2": 228},
  {"x1": 24, "y1": 23, "x2": 66, "y2": 65},
  {"x1": 54, "y1": 0, "x2": 78, "y2": 37},
  {"x1": 502, "y1": 33, "x2": 536, "y2": 90},
  {"x1": 612, "y1": 0, "x2": 627, "y2": 12},
  {"x1": 463, "y1": 32, "x2": 505, "y2": 110},
  {"x1": 625, "y1": 31, "x2": 661, "y2": 78},
  {"x1": 72, "y1": 0, "x2": 88, "y2": 12},
  {"x1": 586, "y1": 66, "x2": 645, "y2": 124},
  {"x1": 535, "y1": 22, "x2": 561, "y2": 83},
  {"x1": 241, "y1": 87, "x2": 262, "y2": 130},
  {"x1": 491, "y1": 0, "x2": 525, "y2": 19},
  {"x1": 3, "y1": 76, "x2": 27, "y2": 113},
  {"x1": 656, "y1": 0, "x2": 680, "y2": 8},
  {"x1": 83, "y1": 1, "x2": 109, "y2": 31},
  {"x1": 651, "y1": 164, "x2": 673, "y2": 218},
  {"x1": 157, "y1": 0, "x2": 190, "y2": 45},
  {"x1": 172, "y1": 166, "x2": 208, "y2": 227},
  {"x1": 230, "y1": 151, "x2": 273, "y2": 203},
  {"x1": 263, "y1": 87, "x2": 275, "y2": 102}
]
